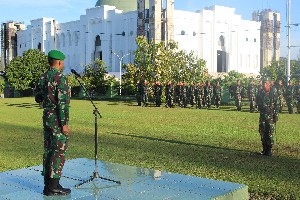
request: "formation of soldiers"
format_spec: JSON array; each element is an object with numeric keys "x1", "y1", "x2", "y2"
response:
[
  {"x1": 136, "y1": 80, "x2": 222, "y2": 109},
  {"x1": 136, "y1": 78, "x2": 300, "y2": 114}
]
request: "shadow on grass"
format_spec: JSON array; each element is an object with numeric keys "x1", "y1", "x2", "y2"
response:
[
  {"x1": 5, "y1": 102, "x2": 40, "y2": 109},
  {"x1": 111, "y1": 132, "x2": 251, "y2": 153}
]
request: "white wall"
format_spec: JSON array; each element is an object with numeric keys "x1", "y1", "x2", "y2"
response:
[{"x1": 17, "y1": 4, "x2": 261, "y2": 76}]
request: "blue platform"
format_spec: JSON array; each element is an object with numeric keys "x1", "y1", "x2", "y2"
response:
[{"x1": 0, "y1": 158, "x2": 248, "y2": 199}]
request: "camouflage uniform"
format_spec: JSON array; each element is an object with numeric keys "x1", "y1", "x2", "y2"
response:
[
  {"x1": 142, "y1": 81, "x2": 149, "y2": 107},
  {"x1": 153, "y1": 82, "x2": 163, "y2": 107},
  {"x1": 294, "y1": 81, "x2": 300, "y2": 113},
  {"x1": 165, "y1": 81, "x2": 174, "y2": 108},
  {"x1": 285, "y1": 81, "x2": 294, "y2": 114},
  {"x1": 136, "y1": 82, "x2": 143, "y2": 106},
  {"x1": 276, "y1": 81, "x2": 285, "y2": 113},
  {"x1": 204, "y1": 81, "x2": 213, "y2": 108},
  {"x1": 234, "y1": 80, "x2": 243, "y2": 111},
  {"x1": 257, "y1": 80, "x2": 279, "y2": 156},
  {"x1": 195, "y1": 83, "x2": 203, "y2": 109},
  {"x1": 188, "y1": 82, "x2": 195, "y2": 107},
  {"x1": 180, "y1": 82, "x2": 188, "y2": 108},
  {"x1": 248, "y1": 81, "x2": 257, "y2": 113},
  {"x1": 213, "y1": 82, "x2": 222, "y2": 108},
  {"x1": 36, "y1": 67, "x2": 70, "y2": 180}
]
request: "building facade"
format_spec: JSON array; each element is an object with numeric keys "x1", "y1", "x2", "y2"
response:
[
  {"x1": 1, "y1": 22, "x2": 25, "y2": 70},
  {"x1": 15, "y1": 1, "x2": 261, "y2": 76}
]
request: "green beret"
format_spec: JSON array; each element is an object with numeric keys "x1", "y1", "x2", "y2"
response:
[{"x1": 48, "y1": 50, "x2": 65, "y2": 60}]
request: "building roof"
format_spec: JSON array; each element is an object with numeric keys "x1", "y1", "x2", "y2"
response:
[{"x1": 95, "y1": 0, "x2": 149, "y2": 12}]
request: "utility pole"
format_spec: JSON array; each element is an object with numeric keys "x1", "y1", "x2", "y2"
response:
[{"x1": 287, "y1": 0, "x2": 291, "y2": 83}]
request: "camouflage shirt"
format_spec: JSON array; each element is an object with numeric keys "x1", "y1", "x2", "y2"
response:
[{"x1": 36, "y1": 67, "x2": 70, "y2": 128}]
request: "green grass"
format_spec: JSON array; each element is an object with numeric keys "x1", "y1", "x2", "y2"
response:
[{"x1": 0, "y1": 97, "x2": 299, "y2": 199}]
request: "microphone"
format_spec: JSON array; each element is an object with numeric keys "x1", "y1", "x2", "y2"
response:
[{"x1": 71, "y1": 69, "x2": 81, "y2": 78}]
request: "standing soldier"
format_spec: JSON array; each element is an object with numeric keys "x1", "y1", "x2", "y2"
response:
[
  {"x1": 257, "y1": 78, "x2": 279, "y2": 156},
  {"x1": 201, "y1": 81, "x2": 206, "y2": 107},
  {"x1": 248, "y1": 79, "x2": 257, "y2": 113},
  {"x1": 294, "y1": 80, "x2": 300, "y2": 113},
  {"x1": 188, "y1": 82, "x2": 195, "y2": 107},
  {"x1": 213, "y1": 81, "x2": 222, "y2": 108},
  {"x1": 153, "y1": 81, "x2": 163, "y2": 107},
  {"x1": 204, "y1": 81, "x2": 213, "y2": 108},
  {"x1": 175, "y1": 82, "x2": 182, "y2": 107},
  {"x1": 179, "y1": 81, "x2": 188, "y2": 108},
  {"x1": 195, "y1": 82, "x2": 203, "y2": 109},
  {"x1": 136, "y1": 81, "x2": 143, "y2": 106},
  {"x1": 234, "y1": 79, "x2": 243, "y2": 111},
  {"x1": 142, "y1": 80, "x2": 149, "y2": 107},
  {"x1": 276, "y1": 80, "x2": 285, "y2": 113},
  {"x1": 285, "y1": 80, "x2": 294, "y2": 114},
  {"x1": 35, "y1": 50, "x2": 71, "y2": 196},
  {"x1": 165, "y1": 81, "x2": 174, "y2": 108}
]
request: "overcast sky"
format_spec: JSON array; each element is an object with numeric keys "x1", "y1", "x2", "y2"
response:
[{"x1": 0, "y1": 0, "x2": 299, "y2": 59}]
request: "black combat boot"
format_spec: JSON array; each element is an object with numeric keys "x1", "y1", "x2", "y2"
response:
[
  {"x1": 265, "y1": 146, "x2": 272, "y2": 156},
  {"x1": 44, "y1": 178, "x2": 71, "y2": 196}
]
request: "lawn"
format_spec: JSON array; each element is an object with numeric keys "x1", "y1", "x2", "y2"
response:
[{"x1": 0, "y1": 97, "x2": 299, "y2": 199}]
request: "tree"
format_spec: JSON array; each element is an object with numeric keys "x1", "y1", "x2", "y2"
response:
[
  {"x1": 82, "y1": 58, "x2": 116, "y2": 95},
  {"x1": 5, "y1": 49, "x2": 48, "y2": 90},
  {"x1": 259, "y1": 61, "x2": 286, "y2": 84},
  {"x1": 122, "y1": 36, "x2": 207, "y2": 94}
]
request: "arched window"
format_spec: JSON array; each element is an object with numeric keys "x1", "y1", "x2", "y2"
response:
[
  {"x1": 67, "y1": 32, "x2": 71, "y2": 46},
  {"x1": 38, "y1": 43, "x2": 42, "y2": 51},
  {"x1": 56, "y1": 34, "x2": 60, "y2": 49},
  {"x1": 74, "y1": 31, "x2": 79, "y2": 46},
  {"x1": 95, "y1": 35, "x2": 101, "y2": 46},
  {"x1": 61, "y1": 33, "x2": 66, "y2": 47}
]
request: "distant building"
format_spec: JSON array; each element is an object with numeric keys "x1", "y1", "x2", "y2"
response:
[
  {"x1": 14, "y1": 1, "x2": 261, "y2": 76},
  {"x1": 1, "y1": 22, "x2": 26, "y2": 70},
  {"x1": 252, "y1": 9, "x2": 281, "y2": 70}
]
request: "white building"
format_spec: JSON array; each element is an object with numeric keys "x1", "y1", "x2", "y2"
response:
[{"x1": 17, "y1": 3, "x2": 261, "y2": 76}]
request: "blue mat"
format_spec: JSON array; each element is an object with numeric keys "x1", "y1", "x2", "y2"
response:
[{"x1": 0, "y1": 158, "x2": 248, "y2": 199}]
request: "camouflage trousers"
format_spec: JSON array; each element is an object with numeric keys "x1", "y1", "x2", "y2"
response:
[
  {"x1": 259, "y1": 114, "x2": 275, "y2": 148},
  {"x1": 249, "y1": 96, "x2": 256, "y2": 112},
  {"x1": 235, "y1": 94, "x2": 242, "y2": 111},
  {"x1": 214, "y1": 95, "x2": 221, "y2": 108},
  {"x1": 195, "y1": 95, "x2": 202, "y2": 109},
  {"x1": 43, "y1": 126, "x2": 69, "y2": 179}
]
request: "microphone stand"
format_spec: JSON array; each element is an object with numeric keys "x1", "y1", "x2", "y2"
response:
[{"x1": 73, "y1": 74, "x2": 121, "y2": 188}]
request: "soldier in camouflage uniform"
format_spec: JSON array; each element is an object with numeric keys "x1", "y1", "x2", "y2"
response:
[
  {"x1": 257, "y1": 79, "x2": 279, "y2": 156},
  {"x1": 204, "y1": 81, "x2": 213, "y2": 108},
  {"x1": 142, "y1": 80, "x2": 149, "y2": 107},
  {"x1": 136, "y1": 81, "x2": 143, "y2": 106},
  {"x1": 175, "y1": 82, "x2": 181, "y2": 107},
  {"x1": 35, "y1": 50, "x2": 71, "y2": 196},
  {"x1": 294, "y1": 80, "x2": 300, "y2": 113},
  {"x1": 195, "y1": 82, "x2": 203, "y2": 109},
  {"x1": 213, "y1": 81, "x2": 222, "y2": 108},
  {"x1": 181, "y1": 82, "x2": 188, "y2": 108},
  {"x1": 165, "y1": 81, "x2": 174, "y2": 108},
  {"x1": 188, "y1": 82, "x2": 195, "y2": 107},
  {"x1": 248, "y1": 79, "x2": 257, "y2": 113},
  {"x1": 202, "y1": 81, "x2": 206, "y2": 107},
  {"x1": 234, "y1": 79, "x2": 243, "y2": 111},
  {"x1": 276, "y1": 80, "x2": 285, "y2": 113},
  {"x1": 153, "y1": 81, "x2": 162, "y2": 107},
  {"x1": 285, "y1": 80, "x2": 294, "y2": 114}
]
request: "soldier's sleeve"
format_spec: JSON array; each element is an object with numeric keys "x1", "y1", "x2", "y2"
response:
[{"x1": 57, "y1": 74, "x2": 70, "y2": 126}]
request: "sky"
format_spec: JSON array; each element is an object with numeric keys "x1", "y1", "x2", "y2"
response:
[{"x1": 0, "y1": 0, "x2": 299, "y2": 59}]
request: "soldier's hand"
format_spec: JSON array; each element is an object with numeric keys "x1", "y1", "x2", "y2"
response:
[{"x1": 62, "y1": 125, "x2": 69, "y2": 136}]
